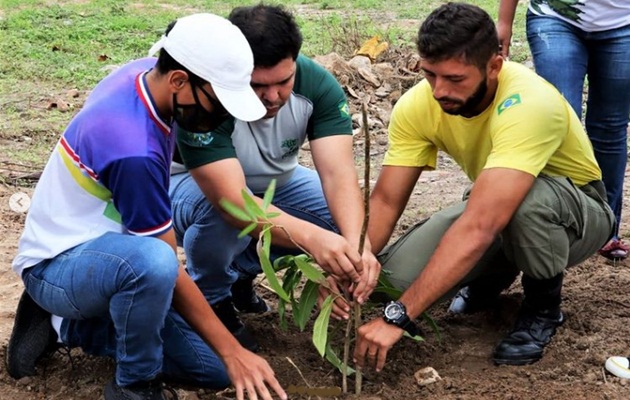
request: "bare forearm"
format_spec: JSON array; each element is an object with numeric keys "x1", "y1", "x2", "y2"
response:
[
  {"x1": 498, "y1": 0, "x2": 519, "y2": 27},
  {"x1": 171, "y1": 267, "x2": 240, "y2": 357},
  {"x1": 154, "y1": 231, "x2": 240, "y2": 355},
  {"x1": 322, "y1": 174, "x2": 366, "y2": 246},
  {"x1": 367, "y1": 196, "x2": 403, "y2": 254},
  {"x1": 313, "y1": 135, "x2": 366, "y2": 246}
]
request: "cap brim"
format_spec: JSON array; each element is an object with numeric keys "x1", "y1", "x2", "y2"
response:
[{"x1": 213, "y1": 85, "x2": 266, "y2": 122}]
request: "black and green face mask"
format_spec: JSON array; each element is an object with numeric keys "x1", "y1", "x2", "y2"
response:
[{"x1": 172, "y1": 82, "x2": 230, "y2": 133}]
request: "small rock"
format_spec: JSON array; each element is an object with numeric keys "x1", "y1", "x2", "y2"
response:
[
  {"x1": 576, "y1": 342, "x2": 589, "y2": 350},
  {"x1": 368, "y1": 117, "x2": 384, "y2": 129},
  {"x1": 177, "y1": 389, "x2": 200, "y2": 400},
  {"x1": 347, "y1": 55, "x2": 372, "y2": 70},
  {"x1": 415, "y1": 366, "x2": 442, "y2": 386},
  {"x1": 375, "y1": 83, "x2": 392, "y2": 98},
  {"x1": 373, "y1": 62, "x2": 394, "y2": 77},
  {"x1": 16, "y1": 376, "x2": 33, "y2": 386},
  {"x1": 358, "y1": 66, "x2": 381, "y2": 87},
  {"x1": 313, "y1": 52, "x2": 352, "y2": 75}
]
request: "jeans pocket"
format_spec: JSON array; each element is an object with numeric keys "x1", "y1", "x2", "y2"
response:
[{"x1": 25, "y1": 273, "x2": 82, "y2": 320}]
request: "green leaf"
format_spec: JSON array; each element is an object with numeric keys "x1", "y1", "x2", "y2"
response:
[
  {"x1": 294, "y1": 280, "x2": 319, "y2": 331},
  {"x1": 278, "y1": 299, "x2": 288, "y2": 330},
  {"x1": 313, "y1": 295, "x2": 333, "y2": 357},
  {"x1": 219, "y1": 198, "x2": 253, "y2": 222},
  {"x1": 265, "y1": 212, "x2": 281, "y2": 219},
  {"x1": 403, "y1": 331, "x2": 425, "y2": 342},
  {"x1": 290, "y1": 296, "x2": 300, "y2": 326},
  {"x1": 325, "y1": 342, "x2": 355, "y2": 376},
  {"x1": 422, "y1": 312, "x2": 441, "y2": 342},
  {"x1": 273, "y1": 255, "x2": 295, "y2": 272},
  {"x1": 294, "y1": 254, "x2": 311, "y2": 262},
  {"x1": 378, "y1": 270, "x2": 396, "y2": 286},
  {"x1": 262, "y1": 179, "x2": 276, "y2": 210},
  {"x1": 237, "y1": 222, "x2": 258, "y2": 238},
  {"x1": 257, "y1": 236, "x2": 290, "y2": 302},
  {"x1": 295, "y1": 257, "x2": 325, "y2": 283},
  {"x1": 241, "y1": 189, "x2": 265, "y2": 219},
  {"x1": 262, "y1": 228, "x2": 272, "y2": 256},
  {"x1": 282, "y1": 268, "x2": 302, "y2": 294}
]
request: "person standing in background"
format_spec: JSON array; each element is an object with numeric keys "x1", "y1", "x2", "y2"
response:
[{"x1": 498, "y1": 0, "x2": 630, "y2": 260}]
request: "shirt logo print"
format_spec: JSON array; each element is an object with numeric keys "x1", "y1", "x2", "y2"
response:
[
  {"x1": 497, "y1": 93, "x2": 522, "y2": 115},
  {"x1": 281, "y1": 138, "x2": 299, "y2": 159},
  {"x1": 339, "y1": 102, "x2": 350, "y2": 117}
]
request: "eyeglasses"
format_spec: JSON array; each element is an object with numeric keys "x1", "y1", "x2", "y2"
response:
[{"x1": 193, "y1": 82, "x2": 229, "y2": 117}]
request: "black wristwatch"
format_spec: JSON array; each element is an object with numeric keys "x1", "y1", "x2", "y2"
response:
[{"x1": 382, "y1": 300, "x2": 420, "y2": 336}]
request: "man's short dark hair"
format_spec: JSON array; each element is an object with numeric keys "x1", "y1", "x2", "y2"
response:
[
  {"x1": 416, "y1": 2, "x2": 499, "y2": 69},
  {"x1": 228, "y1": 4, "x2": 303, "y2": 68},
  {"x1": 155, "y1": 20, "x2": 204, "y2": 85}
]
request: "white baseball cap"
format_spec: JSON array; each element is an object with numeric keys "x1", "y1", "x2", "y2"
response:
[{"x1": 148, "y1": 13, "x2": 265, "y2": 122}]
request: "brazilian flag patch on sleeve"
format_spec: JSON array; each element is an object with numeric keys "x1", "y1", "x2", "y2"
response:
[
  {"x1": 339, "y1": 101, "x2": 350, "y2": 117},
  {"x1": 497, "y1": 93, "x2": 522, "y2": 115}
]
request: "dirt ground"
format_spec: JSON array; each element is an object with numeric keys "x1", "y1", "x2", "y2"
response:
[{"x1": 1, "y1": 49, "x2": 630, "y2": 400}]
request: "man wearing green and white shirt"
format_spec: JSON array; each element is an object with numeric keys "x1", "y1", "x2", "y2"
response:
[{"x1": 169, "y1": 4, "x2": 380, "y2": 351}]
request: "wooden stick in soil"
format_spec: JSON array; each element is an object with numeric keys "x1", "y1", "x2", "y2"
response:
[
  {"x1": 342, "y1": 101, "x2": 371, "y2": 394},
  {"x1": 355, "y1": 101, "x2": 371, "y2": 395}
]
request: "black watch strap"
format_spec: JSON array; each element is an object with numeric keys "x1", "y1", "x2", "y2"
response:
[{"x1": 400, "y1": 317, "x2": 420, "y2": 337}]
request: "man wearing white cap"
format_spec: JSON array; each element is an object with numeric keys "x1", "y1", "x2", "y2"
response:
[
  {"x1": 6, "y1": 13, "x2": 286, "y2": 400},
  {"x1": 170, "y1": 4, "x2": 381, "y2": 352}
]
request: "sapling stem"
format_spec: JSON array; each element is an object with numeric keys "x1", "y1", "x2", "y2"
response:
[
  {"x1": 355, "y1": 101, "x2": 370, "y2": 395},
  {"x1": 343, "y1": 101, "x2": 371, "y2": 394}
]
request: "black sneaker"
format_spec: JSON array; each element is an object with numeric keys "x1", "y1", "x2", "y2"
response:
[
  {"x1": 211, "y1": 297, "x2": 260, "y2": 352},
  {"x1": 231, "y1": 277, "x2": 271, "y2": 314},
  {"x1": 104, "y1": 379, "x2": 178, "y2": 400},
  {"x1": 6, "y1": 291, "x2": 60, "y2": 379},
  {"x1": 448, "y1": 271, "x2": 518, "y2": 314},
  {"x1": 492, "y1": 304, "x2": 564, "y2": 365},
  {"x1": 448, "y1": 285, "x2": 499, "y2": 314}
]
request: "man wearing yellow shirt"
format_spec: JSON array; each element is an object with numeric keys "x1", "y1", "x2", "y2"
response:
[{"x1": 347, "y1": 3, "x2": 615, "y2": 370}]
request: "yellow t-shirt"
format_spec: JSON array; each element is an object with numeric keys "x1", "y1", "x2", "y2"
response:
[{"x1": 384, "y1": 61, "x2": 601, "y2": 187}]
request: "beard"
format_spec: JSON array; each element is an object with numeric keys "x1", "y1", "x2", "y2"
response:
[{"x1": 436, "y1": 78, "x2": 488, "y2": 116}]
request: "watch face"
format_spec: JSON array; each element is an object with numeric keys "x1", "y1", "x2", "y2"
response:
[{"x1": 384, "y1": 302, "x2": 404, "y2": 320}]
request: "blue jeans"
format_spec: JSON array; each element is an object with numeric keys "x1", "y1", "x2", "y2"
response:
[
  {"x1": 169, "y1": 166, "x2": 337, "y2": 304},
  {"x1": 526, "y1": 12, "x2": 630, "y2": 237},
  {"x1": 22, "y1": 232, "x2": 229, "y2": 388}
]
